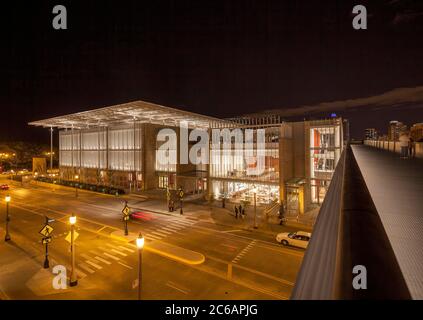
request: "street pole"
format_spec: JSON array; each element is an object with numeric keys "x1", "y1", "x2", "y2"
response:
[
  {"x1": 50, "y1": 127, "x2": 53, "y2": 171},
  {"x1": 4, "y1": 195, "x2": 11, "y2": 241},
  {"x1": 124, "y1": 201, "x2": 129, "y2": 236},
  {"x1": 69, "y1": 214, "x2": 78, "y2": 287},
  {"x1": 44, "y1": 240, "x2": 49, "y2": 268},
  {"x1": 75, "y1": 175, "x2": 79, "y2": 198},
  {"x1": 136, "y1": 233, "x2": 144, "y2": 300},
  {"x1": 253, "y1": 191, "x2": 258, "y2": 229},
  {"x1": 125, "y1": 218, "x2": 129, "y2": 236},
  {"x1": 43, "y1": 218, "x2": 49, "y2": 268}
]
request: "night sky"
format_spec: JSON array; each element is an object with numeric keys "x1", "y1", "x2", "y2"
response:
[{"x1": 1, "y1": 0, "x2": 423, "y2": 142}]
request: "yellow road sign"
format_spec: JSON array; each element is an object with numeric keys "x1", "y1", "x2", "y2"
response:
[
  {"x1": 123, "y1": 215, "x2": 130, "y2": 221},
  {"x1": 42, "y1": 237, "x2": 52, "y2": 245},
  {"x1": 179, "y1": 190, "x2": 184, "y2": 198},
  {"x1": 39, "y1": 224, "x2": 54, "y2": 237},
  {"x1": 122, "y1": 206, "x2": 130, "y2": 216},
  {"x1": 65, "y1": 231, "x2": 79, "y2": 243}
]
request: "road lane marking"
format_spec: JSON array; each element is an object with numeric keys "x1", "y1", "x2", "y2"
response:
[
  {"x1": 94, "y1": 256, "x2": 112, "y2": 265},
  {"x1": 78, "y1": 263, "x2": 95, "y2": 274},
  {"x1": 151, "y1": 231, "x2": 169, "y2": 237},
  {"x1": 166, "y1": 281, "x2": 189, "y2": 294},
  {"x1": 162, "y1": 225, "x2": 182, "y2": 231},
  {"x1": 172, "y1": 220, "x2": 193, "y2": 226},
  {"x1": 103, "y1": 252, "x2": 120, "y2": 260},
  {"x1": 222, "y1": 229, "x2": 242, "y2": 233},
  {"x1": 157, "y1": 229, "x2": 172, "y2": 234},
  {"x1": 145, "y1": 234, "x2": 162, "y2": 240},
  {"x1": 96, "y1": 226, "x2": 107, "y2": 233},
  {"x1": 117, "y1": 261, "x2": 133, "y2": 269},
  {"x1": 80, "y1": 253, "x2": 95, "y2": 260},
  {"x1": 118, "y1": 246, "x2": 135, "y2": 253},
  {"x1": 85, "y1": 260, "x2": 103, "y2": 270},
  {"x1": 65, "y1": 265, "x2": 87, "y2": 278},
  {"x1": 111, "y1": 249, "x2": 127, "y2": 257},
  {"x1": 105, "y1": 243, "x2": 122, "y2": 250},
  {"x1": 231, "y1": 240, "x2": 257, "y2": 264}
]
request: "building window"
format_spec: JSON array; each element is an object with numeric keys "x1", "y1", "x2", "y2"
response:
[
  {"x1": 159, "y1": 175, "x2": 168, "y2": 189},
  {"x1": 310, "y1": 125, "x2": 341, "y2": 204}
]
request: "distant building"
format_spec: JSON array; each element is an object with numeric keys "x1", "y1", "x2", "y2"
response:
[
  {"x1": 388, "y1": 121, "x2": 407, "y2": 141},
  {"x1": 365, "y1": 128, "x2": 377, "y2": 140},
  {"x1": 410, "y1": 123, "x2": 423, "y2": 142}
]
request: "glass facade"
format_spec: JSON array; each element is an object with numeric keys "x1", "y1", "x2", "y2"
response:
[
  {"x1": 212, "y1": 180, "x2": 279, "y2": 204},
  {"x1": 210, "y1": 127, "x2": 280, "y2": 204},
  {"x1": 309, "y1": 125, "x2": 341, "y2": 204},
  {"x1": 210, "y1": 127, "x2": 280, "y2": 183},
  {"x1": 59, "y1": 125, "x2": 142, "y2": 172}
]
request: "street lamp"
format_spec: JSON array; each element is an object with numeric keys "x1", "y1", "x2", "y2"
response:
[
  {"x1": 252, "y1": 185, "x2": 258, "y2": 229},
  {"x1": 74, "y1": 175, "x2": 79, "y2": 198},
  {"x1": 136, "y1": 233, "x2": 144, "y2": 300},
  {"x1": 4, "y1": 195, "x2": 11, "y2": 241},
  {"x1": 69, "y1": 213, "x2": 78, "y2": 287}
]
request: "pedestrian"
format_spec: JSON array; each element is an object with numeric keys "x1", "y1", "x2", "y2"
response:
[
  {"x1": 399, "y1": 133, "x2": 410, "y2": 159},
  {"x1": 409, "y1": 138, "x2": 415, "y2": 158},
  {"x1": 235, "y1": 206, "x2": 238, "y2": 219},
  {"x1": 238, "y1": 204, "x2": 242, "y2": 215},
  {"x1": 241, "y1": 207, "x2": 245, "y2": 218}
]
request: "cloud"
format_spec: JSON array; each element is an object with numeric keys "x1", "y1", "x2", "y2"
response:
[{"x1": 253, "y1": 86, "x2": 423, "y2": 118}]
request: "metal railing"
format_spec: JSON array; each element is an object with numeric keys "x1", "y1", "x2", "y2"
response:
[{"x1": 291, "y1": 144, "x2": 411, "y2": 299}]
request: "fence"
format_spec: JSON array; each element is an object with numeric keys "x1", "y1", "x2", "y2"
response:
[{"x1": 364, "y1": 139, "x2": 423, "y2": 159}]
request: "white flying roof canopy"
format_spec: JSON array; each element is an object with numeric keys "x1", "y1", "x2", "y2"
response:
[{"x1": 29, "y1": 100, "x2": 233, "y2": 129}]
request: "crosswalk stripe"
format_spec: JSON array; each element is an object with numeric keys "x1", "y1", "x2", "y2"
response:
[
  {"x1": 111, "y1": 249, "x2": 127, "y2": 257},
  {"x1": 118, "y1": 246, "x2": 135, "y2": 253},
  {"x1": 162, "y1": 225, "x2": 182, "y2": 231},
  {"x1": 94, "y1": 256, "x2": 112, "y2": 265},
  {"x1": 78, "y1": 263, "x2": 95, "y2": 274},
  {"x1": 145, "y1": 234, "x2": 162, "y2": 240},
  {"x1": 157, "y1": 229, "x2": 172, "y2": 234},
  {"x1": 117, "y1": 261, "x2": 133, "y2": 270},
  {"x1": 85, "y1": 260, "x2": 102, "y2": 270},
  {"x1": 171, "y1": 220, "x2": 192, "y2": 226},
  {"x1": 65, "y1": 265, "x2": 87, "y2": 278},
  {"x1": 152, "y1": 230, "x2": 169, "y2": 237},
  {"x1": 103, "y1": 252, "x2": 120, "y2": 260},
  {"x1": 89, "y1": 250, "x2": 103, "y2": 256},
  {"x1": 81, "y1": 253, "x2": 95, "y2": 260},
  {"x1": 105, "y1": 243, "x2": 122, "y2": 250},
  {"x1": 76, "y1": 269, "x2": 87, "y2": 278}
]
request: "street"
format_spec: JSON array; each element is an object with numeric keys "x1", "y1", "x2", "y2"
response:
[{"x1": 0, "y1": 178, "x2": 304, "y2": 300}]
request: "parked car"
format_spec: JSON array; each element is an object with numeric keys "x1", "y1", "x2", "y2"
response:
[
  {"x1": 276, "y1": 231, "x2": 311, "y2": 249},
  {"x1": 0, "y1": 184, "x2": 9, "y2": 190}
]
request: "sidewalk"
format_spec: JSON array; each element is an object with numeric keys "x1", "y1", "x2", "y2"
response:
[{"x1": 127, "y1": 197, "x2": 314, "y2": 235}]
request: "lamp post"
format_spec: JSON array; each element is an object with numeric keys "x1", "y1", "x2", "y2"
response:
[
  {"x1": 74, "y1": 175, "x2": 79, "y2": 198},
  {"x1": 136, "y1": 233, "x2": 144, "y2": 300},
  {"x1": 4, "y1": 195, "x2": 11, "y2": 241},
  {"x1": 69, "y1": 213, "x2": 78, "y2": 287},
  {"x1": 252, "y1": 185, "x2": 258, "y2": 229}
]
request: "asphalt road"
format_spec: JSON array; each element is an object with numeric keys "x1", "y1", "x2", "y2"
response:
[{"x1": 0, "y1": 178, "x2": 304, "y2": 300}]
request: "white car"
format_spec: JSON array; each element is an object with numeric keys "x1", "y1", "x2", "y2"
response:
[{"x1": 276, "y1": 231, "x2": 311, "y2": 249}]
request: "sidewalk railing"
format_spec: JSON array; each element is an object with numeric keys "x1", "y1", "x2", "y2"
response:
[{"x1": 291, "y1": 145, "x2": 411, "y2": 300}]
